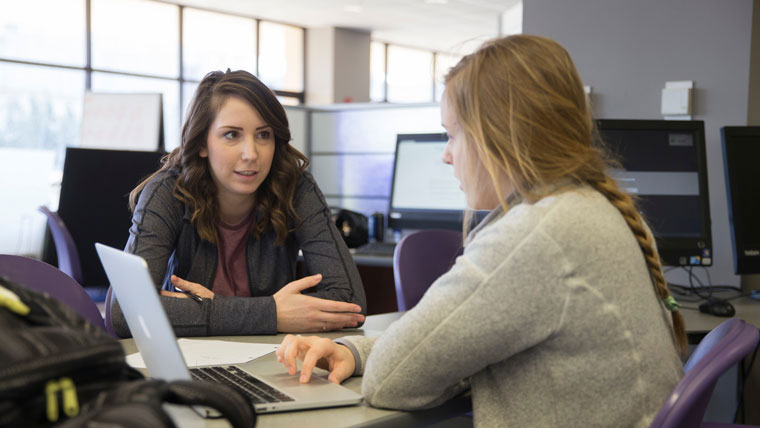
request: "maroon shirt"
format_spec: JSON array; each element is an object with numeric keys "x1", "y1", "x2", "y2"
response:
[{"x1": 211, "y1": 212, "x2": 256, "y2": 297}]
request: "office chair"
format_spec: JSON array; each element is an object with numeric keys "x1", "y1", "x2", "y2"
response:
[
  {"x1": 650, "y1": 318, "x2": 759, "y2": 428},
  {"x1": 38, "y1": 205, "x2": 83, "y2": 284},
  {"x1": 393, "y1": 229, "x2": 463, "y2": 311},
  {"x1": 0, "y1": 254, "x2": 108, "y2": 333}
]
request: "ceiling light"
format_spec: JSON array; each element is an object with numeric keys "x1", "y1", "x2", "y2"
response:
[
  {"x1": 344, "y1": 4, "x2": 362, "y2": 13},
  {"x1": 425, "y1": 0, "x2": 449, "y2": 4}
]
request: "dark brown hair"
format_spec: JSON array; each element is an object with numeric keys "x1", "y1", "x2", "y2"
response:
[
  {"x1": 130, "y1": 70, "x2": 309, "y2": 245},
  {"x1": 445, "y1": 35, "x2": 687, "y2": 355}
]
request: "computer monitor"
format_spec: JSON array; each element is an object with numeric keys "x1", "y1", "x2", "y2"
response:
[
  {"x1": 43, "y1": 147, "x2": 165, "y2": 287},
  {"x1": 596, "y1": 120, "x2": 711, "y2": 267},
  {"x1": 721, "y1": 127, "x2": 760, "y2": 277},
  {"x1": 387, "y1": 133, "x2": 474, "y2": 231}
]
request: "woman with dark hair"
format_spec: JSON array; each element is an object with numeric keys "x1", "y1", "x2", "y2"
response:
[{"x1": 109, "y1": 70, "x2": 366, "y2": 338}]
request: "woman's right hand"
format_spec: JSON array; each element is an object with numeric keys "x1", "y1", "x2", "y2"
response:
[
  {"x1": 276, "y1": 334, "x2": 356, "y2": 384},
  {"x1": 273, "y1": 274, "x2": 365, "y2": 333}
]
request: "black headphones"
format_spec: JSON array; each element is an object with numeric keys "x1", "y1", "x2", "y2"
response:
[{"x1": 332, "y1": 209, "x2": 369, "y2": 248}]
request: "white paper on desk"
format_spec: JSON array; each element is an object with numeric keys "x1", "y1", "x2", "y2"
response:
[{"x1": 126, "y1": 339, "x2": 277, "y2": 369}]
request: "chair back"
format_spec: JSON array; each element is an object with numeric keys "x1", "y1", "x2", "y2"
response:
[
  {"x1": 393, "y1": 229, "x2": 463, "y2": 311},
  {"x1": 104, "y1": 286, "x2": 117, "y2": 336},
  {"x1": 650, "y1": 319, "x2": 759, "y2": 428},
  {"x1": 38, "y1": 206, "x2": 83, "y2": 284},
  {"x1": 0, "y1": 254, "x2": 106, "y2": 332}
]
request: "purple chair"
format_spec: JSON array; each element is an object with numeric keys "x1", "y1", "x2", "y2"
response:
[
  {"x1": 0, "y1": 254, "x2": 106, "y2": 333},
  {"x1": 650, "y1": 318, "x2": 759, "y2": 428},
  {"x1": 393, "y1": 229, "x2": 463, "y2": 311},
  {"x1": 103, "y1": 286, "x2": 117, "y2": 337},
  {"x1": 38, "y1": 205, "x2": 83, "y2": 284}
]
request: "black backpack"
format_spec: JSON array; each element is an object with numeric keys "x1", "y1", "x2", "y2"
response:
[{"x1": 0, "y1": 276, "x2": 256, "y2": 427}]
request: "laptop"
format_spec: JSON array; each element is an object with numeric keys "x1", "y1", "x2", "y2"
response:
[{"x1": 95, "y1": 243, "x2": 363, "y2": 415}]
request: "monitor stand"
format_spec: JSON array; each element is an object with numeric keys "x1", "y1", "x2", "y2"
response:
[{"x1": 741, "y1": 274, "x2": 760, "y2": 299}]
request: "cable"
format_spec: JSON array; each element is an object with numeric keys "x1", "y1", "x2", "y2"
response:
[{"x1": 733, "y1": 342, "x2": 759, "y2": 423}]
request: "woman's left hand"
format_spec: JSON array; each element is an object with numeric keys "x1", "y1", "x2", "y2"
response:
[{"x1": 160, "y1": 275, "x2": 215, "y2": 300}]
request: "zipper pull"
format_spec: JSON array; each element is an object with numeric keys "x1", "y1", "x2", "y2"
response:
[
  {"x1": 0, "y1": 285, "x2": 30, "y2": 316},
  {"x1": 45, "y1": 380, "x2": 60, "y2": 422},
  {"x1": 60, "y1": 377, "x2": 79, "y2": 417}
]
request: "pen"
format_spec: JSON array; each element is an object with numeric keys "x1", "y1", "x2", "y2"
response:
[{"x1": 183, "y1": 291, "x2": 204, "y2": 303}]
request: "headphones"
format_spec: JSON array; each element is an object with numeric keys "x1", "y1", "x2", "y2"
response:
[{"x1": 332, "y1": 209, "x2": 369, "y2": 248}]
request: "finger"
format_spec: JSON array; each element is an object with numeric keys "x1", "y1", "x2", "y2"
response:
[
  {"x1": 300, "y1": 345, "x2": 326, "y2": 383},
  {"x1": 327, "y1": 363, "x2": 353, "y2": 384},
  {"x1": 276, "y1": 335, "x2": 297, "y2": 362},
  {"x1": 284, "y1": 337, "x2": 304, "y2": 375},
  {"x1": 282, "y1": 274, "x2": 322, "y2": 294},
  {"x1": 321, "y1": 312, "x2": 365, "y2": 327},
  {"x1": 171, "y1": 275, "x2": 214, "y2": 298},
  {"x1": 307, "y1": 296, "x2": 363, "y2": 314},
  {"x1": 160, "y1": 290, "x2": 189, "y2": 298}
]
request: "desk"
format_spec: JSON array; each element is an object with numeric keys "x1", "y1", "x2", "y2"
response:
[
  {"x1": 119, "y1": 312, "x2": 471, "y2": 427},
  {"x1": 680, "y1": 295, "x2": 760, "y2": 342}
]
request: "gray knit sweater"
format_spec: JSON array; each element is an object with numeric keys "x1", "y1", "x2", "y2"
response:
[
  {"x1": 109, "y1": 169, "x2": 366, "y2": 337},
  {"x1": 338, "y1": 187, "x2": 682, "y2": 427}
]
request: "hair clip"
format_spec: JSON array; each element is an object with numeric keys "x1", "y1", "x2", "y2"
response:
[{"x1": 663, "y1": 296, "x2": 681, "y2": 312}]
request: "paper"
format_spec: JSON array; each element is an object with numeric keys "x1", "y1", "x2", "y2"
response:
[{"x1": 126, "y1": 339, "x2": 277, "y2": 369}]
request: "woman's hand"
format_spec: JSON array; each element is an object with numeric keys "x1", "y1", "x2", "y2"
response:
[
  {"x1": 160, "y1": 275, "x2": 215, "y2": 300},
  {"x1": 273, "y1": 274, "x2": 364, "y2": 332},
  {"x1": 276, "y1": 334, "x2": 356, "y2": 384}
]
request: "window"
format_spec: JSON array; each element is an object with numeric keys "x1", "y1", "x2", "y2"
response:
[
  {"x1": 386, "y1": 45, "x2": 434, "y2": 103},
  {"x1": 434, "y1": 53, "x2": 461, "y2": 101},
  {"x1": 370, "y1": 41, "x2": 386, "y2": 102},
  {"x1": 0, "y1": 63, "x2": 85, "y2": 151},
  {"x1": 92, "y1": 73, "x2": 181, "y2": 151},
  {"x1": 91, "y1": 0, "x2": 179, "y2": 77},
  {"x1": 0, "y1": 0, "x2": 86, "y2": 67},
  {"x1": 0, "y1": 63, "x2": 85, "y2": 256},
  {"x1": 0, "y1": 1, "x2": 306, "y2": 258},
  {"x1": 259, "y1": 21, "x2": 304, "y2": 93},
  {"x1": 182, "y1": 8, "x2": 257, "y2": 81}
]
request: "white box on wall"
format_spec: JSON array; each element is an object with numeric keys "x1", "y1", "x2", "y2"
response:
[{"x1": 661, "y1": 80, "x2": 693, "y2": 117}]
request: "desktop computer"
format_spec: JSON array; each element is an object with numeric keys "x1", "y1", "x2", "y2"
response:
[
  {"x1": 721, "y1": 126, "x2": 760, "y2": 294},
  {"x1": 42, "y1": 147, "x2": 165, "y2": 289},
  {"x1": 596, "y1": 120, "x2": 712, "y2": 267}
]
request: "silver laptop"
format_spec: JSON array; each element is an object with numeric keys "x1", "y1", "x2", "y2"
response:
[{"x1": 95, "y1": 243, "x2": 363, "y2": 415}]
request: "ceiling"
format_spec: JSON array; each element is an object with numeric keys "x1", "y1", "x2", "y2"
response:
[{"x1": 161, "y1": 0, "x2": 521, "y2": 55}]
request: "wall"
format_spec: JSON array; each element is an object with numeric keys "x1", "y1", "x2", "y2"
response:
[
  {"x1": 524, "y1": 0, "x2": 755, "y2": 288},
  {"x1": 305, "y1": 27, "x2": 370, "y2": 104},
  {"x1": 307, "y1": 103, "x2": 443, "y2": 215}
]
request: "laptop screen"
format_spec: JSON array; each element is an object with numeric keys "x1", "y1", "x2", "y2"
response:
[{"x1": 387, "y1": 133, "x2": 469, "y2": 231}]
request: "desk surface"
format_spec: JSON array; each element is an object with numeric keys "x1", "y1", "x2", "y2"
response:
[
  {"x1": 120, "y1": 298, "x2": 760, "y2": 426},
  {"x1": 119, "y1": 312, "x2": 468, "y2": 428},
  {"x1": 680, "y1": 295, "x2": 760, "y2": 340}
]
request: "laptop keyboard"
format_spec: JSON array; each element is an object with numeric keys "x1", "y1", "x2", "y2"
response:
[{"x1": 190, "y1": 366, "x2": 295, "y2": 404}]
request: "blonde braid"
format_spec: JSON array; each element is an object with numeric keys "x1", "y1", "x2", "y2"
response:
[{"x1": 590, "y1": 175, "x2": 688, "y2": 355}]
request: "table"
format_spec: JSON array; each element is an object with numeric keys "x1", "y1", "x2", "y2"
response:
[
  {"x1": 679, "y1": 295, "x2": 760, "y2": 342},
  {"x1": 119, "y1": 312, "x2": 471, "y2": 427}
]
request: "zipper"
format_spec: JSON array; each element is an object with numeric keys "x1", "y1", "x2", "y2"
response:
[{"x1": 45, "y1": 377, "x2": 80, "y2": 422}]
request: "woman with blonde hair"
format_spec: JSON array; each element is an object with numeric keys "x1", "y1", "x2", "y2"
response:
[{"x1": 277, "y1": 35, "x2": 684, "y2": 426}]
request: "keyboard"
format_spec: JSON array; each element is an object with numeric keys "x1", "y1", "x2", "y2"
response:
[
  {"x1": 190, "y1": 366, "x2": 295, "y2": 404},
  {"x1": 353, "y1": 241, "x2": 396, "y2": 256}
]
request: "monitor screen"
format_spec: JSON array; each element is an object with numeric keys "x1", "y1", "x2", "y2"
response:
[
  {"x1": 721, "y1": 127, "x2": 760, "y2": 275},
  {"x1": 388, "y1": 133, "x2": 473, "y2": 231},
  {"x1": 44, "y1": 148, "x2": 165, "y2": 287},
  {"x1": 596, "y1": 120, "x2": 711, "y2": 267}
]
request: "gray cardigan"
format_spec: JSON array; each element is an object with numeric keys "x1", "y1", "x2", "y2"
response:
[
  {"x1": 110, "y1": 169, "x2": 366, "y2": 337},
  {"x1": 338, "y1": 187, "x2": 683, "y2": 427}
]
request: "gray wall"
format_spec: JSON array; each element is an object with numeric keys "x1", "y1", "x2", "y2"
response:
[{"x1": 524, "y1": 0, "x2": 755, "y2": 287}]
